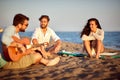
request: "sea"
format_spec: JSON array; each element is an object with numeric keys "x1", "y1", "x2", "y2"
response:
[{"x1": 0, "y1": 31, "x2": 120, "y2": 53}]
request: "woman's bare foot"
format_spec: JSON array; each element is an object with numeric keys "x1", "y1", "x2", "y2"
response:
[
  {"x1": 96, "y1": 54, "x2": 100, "y2": 59},
  {"x1": 88, "y1": 53, "x2": 93, "y2": 58}
]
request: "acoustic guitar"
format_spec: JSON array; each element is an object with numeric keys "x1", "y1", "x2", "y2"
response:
[
  {"x1": 7, "y1": 46, "x2": 23, "y2": 62},
  {"x1": 3, "y1": 36, "x2": 29, "y2": 62},
  {"x1": 6, "y1": 42, "x2": 49, "y2": 61}
]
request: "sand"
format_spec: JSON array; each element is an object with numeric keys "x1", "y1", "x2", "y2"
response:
[{"x1": 0, "y1": 41, "x2": 120, "y2": 80}]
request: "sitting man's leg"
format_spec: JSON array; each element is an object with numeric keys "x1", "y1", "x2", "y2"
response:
[
  {"x1": 48, "y1": 40, "x2": 61, "y2": 54},
  {"x1": 33, "y1": 52, "x2": 60, "y2": 66},
  {"x1": 3, "y1": 53, "x2": 38, "y2": 69}
]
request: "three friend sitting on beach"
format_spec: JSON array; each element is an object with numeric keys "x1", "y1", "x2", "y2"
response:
[{"x1": 1, "y1": 13, "x2": 104, "y2": 69}]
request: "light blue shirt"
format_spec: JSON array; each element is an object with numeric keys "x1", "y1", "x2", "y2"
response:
[
  {"x1": 1, "y1": 26, "x2": 20, "y2": 46},
  {"x1": 0, "y1": 26, "x2": 20, "y2": 68}
]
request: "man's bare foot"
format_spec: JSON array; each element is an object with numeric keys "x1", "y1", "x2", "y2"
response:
[
  {"x1": 46, "y1": 53, "x2": 53, "y2": 59},
  {"x1": 40, "y1": 50, "x2": 53, "y2": 59},
  {"x1": 35, "y1": 45, "x2": 51, "y2": 59},
  {"x1": 46, "y1": 56, "x2": 60, "y2": 66}
]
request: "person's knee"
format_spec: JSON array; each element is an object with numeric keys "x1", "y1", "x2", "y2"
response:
[
  {"x1": 54, "y1": 46, "x2": 61, "y2": 53},
  {"x1": 84, "y1": 40, "x2": 90, "y2": 46},
  {"x1": 96, "y1": 40, "x2": 102, "y2": 43},
  {"x1": 96, "y1": 40, "x2": 104, "y2": 46},
  {"x1": 84, "y1": 40, "x2": 90, "y2": 43},
  {"x1": 96, "y1": 40, "x2": 104, "y2": 52}
]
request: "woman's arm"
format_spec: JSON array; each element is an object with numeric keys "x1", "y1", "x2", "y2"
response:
[
  {"x1": 82, "y1": 34, "x2": 95, "y2": 41},
  {"x1": 92, "y1": 29, "x2": 104, "y2": 40}
]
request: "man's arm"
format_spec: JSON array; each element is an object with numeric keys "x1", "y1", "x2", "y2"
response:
[
  {"x1": 49, "y1": 39, "x2": 61, "y2": 53},
  {"x1": 32, "y1": 38, "x2": 39, "y2": 45},
  {"x1": 12, "y1": 36, "x2": 30, "y2": 45},
  {"x1": 31, "y1": 28, "x2": 39, "y2": 44},
  {"x1": 54, "y1": 39, "x2": 61, "y2": 53}
]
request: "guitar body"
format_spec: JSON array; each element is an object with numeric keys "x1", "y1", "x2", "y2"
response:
[
  {"x1": 2, "y1": 36, "x2": 29, "y2": 62},
  {"x1": 7, "y1": 46, "x2": 22, "y2": 62}
]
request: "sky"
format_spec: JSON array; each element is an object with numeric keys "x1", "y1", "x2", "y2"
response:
[{"x1": 0, "y1": 0, "x2": 120, "y2": 32}]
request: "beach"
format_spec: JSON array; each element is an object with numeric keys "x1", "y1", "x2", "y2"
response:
[{"x1": 0, "y1": 41, "x2": 120, "y2": 80}]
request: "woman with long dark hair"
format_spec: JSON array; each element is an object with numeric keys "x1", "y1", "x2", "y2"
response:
[{"x1": 80, "y1": 18, "x2": 104, "y2": 59}]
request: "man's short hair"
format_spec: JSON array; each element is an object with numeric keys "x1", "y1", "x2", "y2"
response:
[
  {"x1": 39, "y1": 15, "x2": 50, "y2": 22},
  {"x1": 13, "y1": 14, "x2": 29, "y2": 26}
]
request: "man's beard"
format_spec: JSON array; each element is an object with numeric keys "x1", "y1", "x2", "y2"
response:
[
  {"x1": 19, "y1": 28, "x2": 25, "y2": 32},
  {"x1": 40, "y1": 24, "x2": 47, "y2": 29}
]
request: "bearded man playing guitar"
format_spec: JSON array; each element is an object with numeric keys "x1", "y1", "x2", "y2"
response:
[{"x1": 1, "y1": 14, "x2": 60, "y2": 69}]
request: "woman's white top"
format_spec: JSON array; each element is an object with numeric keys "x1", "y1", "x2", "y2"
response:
[{"x1": 82, "y1": 28, "x2": 104, "y2": 41}]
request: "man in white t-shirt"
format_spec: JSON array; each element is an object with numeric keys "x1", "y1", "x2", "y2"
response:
[{"x1": 31, "y1": 15, "x2": 61, "y2": 57}]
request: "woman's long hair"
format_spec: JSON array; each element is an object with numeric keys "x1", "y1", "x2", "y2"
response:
[{"x1": 80, "y1": 18, "x2": 102, "y2": 38}]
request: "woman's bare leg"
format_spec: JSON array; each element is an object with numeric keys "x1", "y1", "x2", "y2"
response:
[
  {"x1": 95, "y1": 40, "x2": 104, "y2": 59},
  {"x1": 84, "y1": 40, "x2": 93, "y2": 58}
]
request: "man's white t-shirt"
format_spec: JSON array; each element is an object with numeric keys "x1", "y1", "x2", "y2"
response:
[{"x1": 31, "y1": 27, "x2": 60, "y2": 44}]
